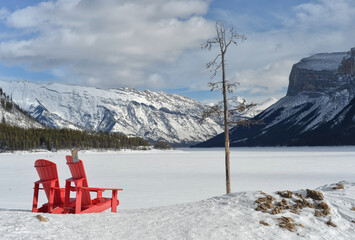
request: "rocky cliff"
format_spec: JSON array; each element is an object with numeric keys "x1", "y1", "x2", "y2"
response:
[{"x1": 194, "y1": 47, "x2": 355, "y2": 147}]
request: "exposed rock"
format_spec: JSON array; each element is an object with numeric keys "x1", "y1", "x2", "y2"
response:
[
  {"x1": 36, "y1": 214, "x2": 48, "y2": 222},
  {"x1": 318, "y1": 202, "x2": 329, "y2": 210},
  {"x1": 306, "y1": 189, "x2": 324, "y2": 201},
  {"x1": 317, "y1": 202, "x2": 329, "y2": 209},
  {"x1": 314, "y1": 209, "x2": 323, "y2": 217},
  {"x1": 259, "y1": 220, "x2": 269, "y2": 226},
  {"x1": 295, "y1": 198, "x2": 315, "y2": 209},
  {"x1": 339, "y1": 47, "x2": 355, "y2": 75},
  {"x1": 277, "y1": 191, "x2": 293, "y2": 198},
  {"x1": 332, "y1": 183, "x2": 344, "y2": 190},
  {"x1": 255, "y1": 197, "x2": 267, "y2": 204},
  {"x1": 326, "y1": 219, "x2": 337, "y2": 228},
  {"x1": 272, "y1": 207, "x2": 284, "y2": 215},
  {"x1": 266, "y1": 195, "x2": 275, "y2": 202},
  {"x1": 255, "y1": 188, "x2": 336, "y2": 233},
  {"x1": 286, "y1": 51, "x2": 346, "y2": 97},
  {"x1": 255, "y1": 195, "x2": 275, "y2": 204},
  {"x1": 256, "y1": 202, "x2": 274, "y2": 211},
  {"x1": 277, "y1": 198, "x2": 289, "y2": 207},
  {"x1": 323, "y1": 208, "x2": 330, "y2": 216},
  {"x1": 277, "y1": 217, "x2": 297, "y2": 232},
  {"x1": 351, "y1": 207, "x2": 355, "y2": 211},
  {"x1": 317, "y1": 202, "x2": 330, "y2": 216},
  {"x1": 290, "y1": 209, "x2": 300, "y2": 215}
]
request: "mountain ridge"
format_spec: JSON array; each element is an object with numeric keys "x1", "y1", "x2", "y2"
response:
[
  {"x1": 194, "y1": 47, "x2": 355, "y2": 147},
  {"x1": 0, "y1": 80, "x2": 223, "y2": 146},
  {"x1": 0, "y1": 80, "x2": 277, "y2": 146}
]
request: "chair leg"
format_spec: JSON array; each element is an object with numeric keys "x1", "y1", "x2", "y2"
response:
[
  {"x1": 97, "y1": 190, "x2": 102, "y2": 199},
  {"x1": 63, "y1": 181, "x2": 71, "y2": 213},
  {"x1": 32, "y1": 183, "x2": 40, "y2": 212},
  {"x1": 48, "y1": 181, "x2": 55, "y2": 212},
  {"x1": 75, "y1": 182, "x2": 82, "y2": 214},
  {"x1": 111, "y1": 190, "x2": 118, "y2": 213}
]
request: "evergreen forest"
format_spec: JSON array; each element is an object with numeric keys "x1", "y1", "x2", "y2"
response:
[{"x1": 0, "y1": 124, "x2": 150, "y2": 151}]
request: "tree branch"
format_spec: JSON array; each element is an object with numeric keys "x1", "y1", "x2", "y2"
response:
[
  {"x1": 199, "y1": 104, "x2": 223, "y2": 123},
  {"x1": 206, "y1": 54, "x2": 221, "y2": 69}
]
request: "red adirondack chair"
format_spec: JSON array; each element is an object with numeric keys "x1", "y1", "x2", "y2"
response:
[
  {"x1": 64, "y1": 156, "x2": 123, "y2": 214},
  {"x1": 32, "y1": 159, "x2": 66, "y2": 213}
]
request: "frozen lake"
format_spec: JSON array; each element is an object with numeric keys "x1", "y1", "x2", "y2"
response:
[{"x1": 1, "y1": 147, "x2": 355, "y2": 210}]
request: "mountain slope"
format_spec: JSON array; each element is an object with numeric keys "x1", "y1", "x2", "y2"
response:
[
  {"x1": 195, "y1": 47, "x2": 355, "y2": 147},
  {"x1": 0, "y1": 81, "x2": 224, "y2": 145},
  {"x1": 0, "y1": 88, "x2": 43, "y2": 129}
]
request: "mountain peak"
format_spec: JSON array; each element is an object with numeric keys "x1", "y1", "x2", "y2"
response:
[
  {"x1": 195, "y1": 47, "x2": 355, "y2": 147},
  {"x1": 287, "y1": 48, "x2": 354, "y2": 97}
]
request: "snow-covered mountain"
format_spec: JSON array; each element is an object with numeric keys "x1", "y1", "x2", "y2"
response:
[
  {"x1": 0, "y1": 80, "x2": 277, "y2": 146},
  {"x1": 235, "y1": 97, "x2": 278, "y2": 119},
  {"x1": 0, "y1": 80, "x2": 225, "y2": 145},
  {"x1": 0, "y1": 88, "x2": 43, "y2": 129},
  {"x1": 195, "y1": 47, "x2": 355, "y2": 147}
]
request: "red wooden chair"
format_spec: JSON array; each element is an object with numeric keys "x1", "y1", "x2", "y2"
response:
[
  {"x1": 32, "y1": 159, "x2": 66, "y2": 214},
  {"x1": 64, "y1": 156, "x2": 123, "y2": 214}
]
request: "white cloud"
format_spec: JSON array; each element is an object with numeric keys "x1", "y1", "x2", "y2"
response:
[
  {"x1": 0, "y1": 0, "x2": 354, "y2": 103},
  {"x1": 291, "y1": 0, "x2": 355, "y2": 30},
  {"x1": 202, "y1": 0, "x2": 355, "y2": 102},
  {"x1": 0, "y1": 0, "x2": 214, "y2": 89}
]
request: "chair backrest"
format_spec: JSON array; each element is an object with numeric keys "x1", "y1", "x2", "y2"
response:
[
  {"x1": 34, "y1": 159, "x2": 62, "y2": 204},
  {"x1": 66, "y1": 156, "x2": 92, "y2": 206}
]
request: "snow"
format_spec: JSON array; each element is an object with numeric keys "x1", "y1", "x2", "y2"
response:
[
  {"x1": 297, "y1": 52, "x2": 348, "y2": 71},
  {"x1": 0, "y1": 97, "x2": 43, "y2": 129},
  {"x1": 0, "y1": 79, "x2": 224, "y2": 144},
  {"x1": 260, "y1": 89, "x2": 353, "y2": 132},
  {"x1": 245, "y1": 97, "x2": 278, "y2": 118},
  {"x1": 0, "y1": 79, "x2": 276, "y2": 145},
  {"x1": 1, "y1": 147, "x2": 355, "y2": 239}
]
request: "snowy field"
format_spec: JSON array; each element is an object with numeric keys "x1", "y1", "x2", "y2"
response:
[{"x1": 1, "y1": 147, "x2": 355, "y2": 239}]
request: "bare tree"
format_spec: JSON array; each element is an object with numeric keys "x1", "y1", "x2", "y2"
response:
[{"x1": 201, "y1": 22, "x2": 253, "y2": 194}]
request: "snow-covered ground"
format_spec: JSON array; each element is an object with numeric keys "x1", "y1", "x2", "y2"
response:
[{"x1": 1, "y1": 147, "x2": 355, "y2": 239}]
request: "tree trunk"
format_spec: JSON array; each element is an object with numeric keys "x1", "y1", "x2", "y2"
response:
[{"x1": 221, "y1": 53, "x2": 231, "y2": 194}]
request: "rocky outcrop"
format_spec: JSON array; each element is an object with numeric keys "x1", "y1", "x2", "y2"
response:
[
  {"x1": 194, "y1": 47, "x2": 355, "y2": 147},
  {"x1": 287, "y1": 51, "x2": 349, "y2": 96},
  {"x1": 339, "y1": 47, "x2": 355, "y2": 76}
]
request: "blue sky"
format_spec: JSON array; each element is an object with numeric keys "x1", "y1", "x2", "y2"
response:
[{"x1": 0, "y1": 0, "x2": 354, "y2": 103}]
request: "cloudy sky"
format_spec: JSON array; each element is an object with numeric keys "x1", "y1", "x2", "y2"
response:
[{"x1": 0, "y1": 0, "x2": 354, "y2": 103}]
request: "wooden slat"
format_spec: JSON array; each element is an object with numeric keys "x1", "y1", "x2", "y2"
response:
[
  {"x1": 34, "y1": 159, "x2": 62, "y2": 205},
  {"x1": 66, "y1": 156, "x2": 92, "y2": 205}
]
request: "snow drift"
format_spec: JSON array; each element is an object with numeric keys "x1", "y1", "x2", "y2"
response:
[{"x1": 1, "y1": 182, "x2": 354, "y2": 240}]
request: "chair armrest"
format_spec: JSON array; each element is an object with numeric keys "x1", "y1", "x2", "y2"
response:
[
  {"x1": 79, "y1": 187, "x2": 123, "y2": 191},
  {"x1": 35, "y1": 179, "x2": 57, "y2": 184},
  {"x1": 65, "y1": 177, "x2": 86, "y2": 183},
  {"x1": 34, "y1": 180, "x2": 63, "y2": 190}
]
